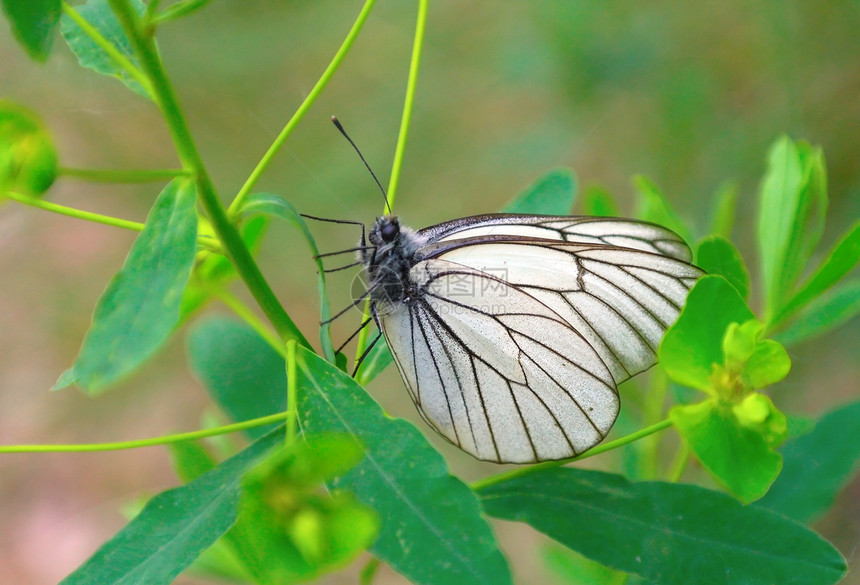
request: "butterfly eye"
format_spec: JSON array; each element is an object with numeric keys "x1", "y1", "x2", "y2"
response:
[{"x1": 380, "y1": 222, "x2": 399, "y2": 242}]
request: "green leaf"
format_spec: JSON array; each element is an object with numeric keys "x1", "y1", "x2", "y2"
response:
[
  {"x1": 632, "y1": 175, "x2": 692, "y2": 244},
  {"x1": 0, "y1": 0, "x2": 60, "y2": 61},
  {"x1": 742, "y1": 339, "x2": 791, "y2": 389},
  {"x1": 55, "y1": 179, "x2": 197, "y2": 393},
  {"x1": 0, "y1": 100, "x2": 58, "y2": 195},
  {"x1": 479, "y1": 467, "x2": 846, "y2": 585},
  {"x1": 659, "y1": 276, "x2": 754, "y2": 391},
  {"x1": 502, "y1": 167, "x2": 577, "y2": 215},
  {"x1": 186, "y1": 318, "x2": 510, "y2": 584},
  {"x1": 775, "y1": 278, "x2": 860, "y2": 346},
  {"x1": 671, "y1": 400, "x2": 783, "y2": 502},
  {"x1": 708, "y1": 181, "x2": 737, "y2": 240},
  {"x1": 759, "y1": 400, "x2": 860, "y2": 523},
  {"x1": 60, "y1": 0, "x2": 150, "y2": 98},
  {"x1": 296, "y1": 347, "x2": 513, "y2": 585},
  {"x1": 240, "y1": 193, "x2": 336, "y2": 363},
  {"x1": 354, "y1": 335, "x2": 393, "y2": 386},
  {"x1": 168, "y1": 440, "x2": 216, "y2": 483},
  {"x1": 60, "y1": 427, "x2": 283, "y2": 585},
  {"x1": 186, "y1": 317, "x2": 286, "y2": 439},
  {"x1": 581, "y1": 184, "x2": 618, "y2": 217},
  {"x1": 695, "y1": 235, "x2": 750, "y2": 300},
  {"x1": 757, "y1": 136, "x2": 829, "y2": 322},
  {"x1": 542, "y1": 544, "x2": 624, "y2": 585},
  {"x1": 770, "y1": 220, "x2": 860, "y2": 330}
]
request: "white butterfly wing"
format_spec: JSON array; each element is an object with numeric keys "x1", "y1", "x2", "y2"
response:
[
  {"x1": 423, "y1": 239, "x2": 704, "y2": 385},
  {"x1": 419, "y1": 214, "x2": 693, "y2": 261},
  {"x1": 379, "y1": 258, "x2": 620, "y2": 464}
]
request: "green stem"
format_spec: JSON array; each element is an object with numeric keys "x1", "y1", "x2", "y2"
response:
[
  {"x1": 6, "y1": 190, "x2": 222, "y2": 252},
  {"x1": 0, "y1": 412, "x2": 287, "y2": 454},
  {"x1": 470, "y1": 418, "x2": 674, "y2": 492},
  {"x1": 640, "y1": 369, "x2": 668, "y2": 479},
  {"x1": 213, "y1": 288, "x2": 285, "y2": 356},
  {"x1": 359, "y1": 557, "x2": 381, "y2": 585},
  {"x1": 286, "y1": 340, "x2": 298, "y2": 445},
  {"x1": 6, "y1": 190, "x2": 145, "y2": 231},
  {"x1": 353, "y1": 0, "x2": 428, "y2": 366},
  {"x1": 226, "y1": 0, "x2": 378, "y2": 217},
  {"x1": 61, "y1": 1, "x2": 154, "y2": 97},
  {"x1": 107, "y1": 0, "x2": 309, "y2": 349},
  {"x1": 666, "y1": 441, "x2": 690, "y2": 483},
  {"x1": 59, "y1": 167, "x2": 190, "y2": 183},
  {"x1": 385, "y1": 0, "x2": 428, "y2": 211}
]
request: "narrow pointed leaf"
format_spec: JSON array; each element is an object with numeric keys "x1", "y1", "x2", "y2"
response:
[
  {"x1": 708, "y1": 181, "x2": 737, "y2": 240},
  {"x1": 502, "y1": 168, "x2": 577, "y2": 215},
  {"x1": 1, "y1": 0, "x2": 60, "y2": 61},
  {"x1": 60, "y1": 0, "x2": 150, "y2": 98},
  {"x1": 479, "y1": 467, "x2": 847, "y2": 585},
  {"x1": 354, "y1": 336, "x2": 393, "y2": 386},
  {"x1": 770, "y1": 220, "x2": 860, "y2": 330},
  {"x1": 56, "y1": 179, "x2": 197, "y2": 393},
  {"x1": 775, "y1": 278, "x2": 860, "y2": 346},
  {"x1": 633, "y1": 175, "x2": 692, "y2": 244},
  {"x1": 240, "y1": 193, "x2": 335, "y2": 362},
  {"x1": 296, "y1": 347, "x2": 513, "y2": 585},
  {"x1": 60, "y1": 428, "x2": 283, "y2": 585}
]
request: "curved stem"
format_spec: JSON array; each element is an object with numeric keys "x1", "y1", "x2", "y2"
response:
[
  {"x1": 0, "y1": 412, "x2": 287, "y2": 454},
  {"x1": 353, "y1": 0, "x2": 428, "y2": 366},
  {"x1": 61, "y1": 1, "x2": 153, "y2": 97},
  {"x1": 385, "y1": 0, "x2": 428, "y2": 211},
  {"x1": 6, "y1": 190, "x2": 222, "y2": 252},
  {"x1": 107, "y1": 0, "x2": 309, "y2": 348},
  {"x1": 226, "y1": 0, "x2": 378, "y2": 217},
  {"x1": 5, "y1": 190, "x2": 145, "y2": 231},
  {"x1": 470, "y1": 418, "x2": 674, "y2": 492},
  {"x1": 59, "y1": 167, "x2": 190, "y2": 183}
]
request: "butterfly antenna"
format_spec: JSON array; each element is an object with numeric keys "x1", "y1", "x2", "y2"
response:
[{"x1": 331, "y1": 116, "x2": 391, "y2": 214}]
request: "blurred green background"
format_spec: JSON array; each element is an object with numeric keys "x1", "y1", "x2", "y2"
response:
[{"x1": 1, "y1": 1, "x2": 858, "y2": 583}]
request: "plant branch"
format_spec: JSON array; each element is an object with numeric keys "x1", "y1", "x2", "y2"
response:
[
  {"x1": 5, "y1": 190, "x2": 145, "y2": 231},
  {"x1": 61, "y1": 1, "x2": 154, "y2": 97},
  {"x1": 59, "y1": 167, "x2": 190, "y2": 183},
  {"x1": 226, "y1": 0, "x2": 378, "y2": 217},
  {"x1": 470, "y1": 418, "x2": 674, "y2": 492},
  {"x1": 106, "y1": 0, "x2": 309, "y2": 348},
  {"x1": 0, "y1": 413, "x2": 288, "y2": 453},
  {"x1": 353, "y1": 0, "x2": 428, "y2": 365}
]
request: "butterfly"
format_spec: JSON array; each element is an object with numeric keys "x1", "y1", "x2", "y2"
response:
[{"x1": 345, "y1": 213, "x2": 704, "y2": 464}]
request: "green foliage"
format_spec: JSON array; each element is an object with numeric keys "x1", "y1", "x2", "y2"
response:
[
  {"x1": 297, "y1": 346, "x2": 514, "y2": 585},
  {"x1": 757, "y1": 136, "x2": 828, "y2": 324},
  {"x1": 479, "y1": 467, "x2": 847, "y2": 585},
  {"x1": 0, "y1": 100, "x2": 58, "y2": 196},
  {"x1": 60, "y1": 427, "x2": 284, "y2": 585},
  {"x1": 1, "y1": 2, "x2": 858, "y2": 584},
  {"x1": 60, "y1": 0, "x2": 151, "y2": 98},
  {"x1": 55, "y1": 179, "x2": 198, "y2": 394},
  {"x1": 580, "y1": 184, "x2": 618, "y2": 217},
  {"x1": 760, "y1": 400, "x2": 860, "y2": 524},
  {"x1": 0, "y1": 0, "x2": 60, "y2": 61},
  {"x1": 695, "y1": 235, "x2": 750, "y2": 299},
  {"x1": 187, "y1": 317, "x2": 286, "y2": 439},
  {"x1": 632, "y1": 174, "x2": 692, "y2": 244},
  {"x1": 502, "y1": 167, "x2": 577, "y2": 214}
]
